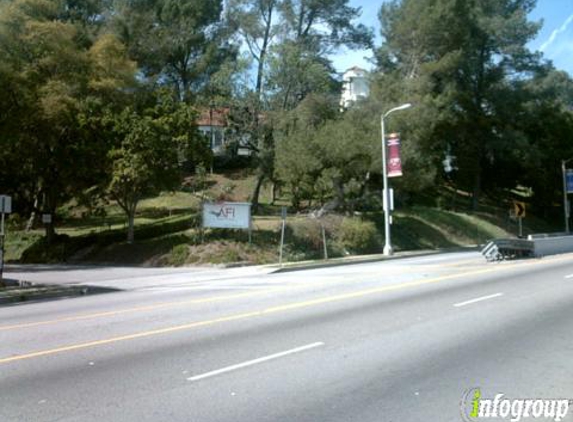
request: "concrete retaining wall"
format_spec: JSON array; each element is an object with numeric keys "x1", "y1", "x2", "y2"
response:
[{"x1": 528, "y1": 234, "x2": 573, "y2": 257}]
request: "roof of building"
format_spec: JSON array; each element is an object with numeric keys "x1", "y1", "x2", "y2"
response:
[
  {"x1": 346, "y1": 66, "x2": 366, "y2": 72},
  {"x1": 197, "y1": 107, "x2": 230, "y2": 127}
]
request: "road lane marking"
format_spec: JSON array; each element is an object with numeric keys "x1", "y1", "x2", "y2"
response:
[
  {"x1": 2, "y1": 252, "x2": 571, "y2": 333},
  {"x1": 0, "y1": 266, "x2": 510, "y2": 365},
  {"x1": 0, "y1": 309, "x2": 266, "y2": 364},
  {"x1": 2, "y1": 255, "x2": 572, "y2": 364},
  {"x1": 0, "y1": 289, "x2": 279, "y2": 332},
  {"x1": 453, "y1": 293, "x2": 503, "y2": 308},
  {"x1": 565, "y1": 274, "x2": 573, "y2": 279},
  {"x1": 187, "y1": 342, "x2": 324, "y2": 382}
]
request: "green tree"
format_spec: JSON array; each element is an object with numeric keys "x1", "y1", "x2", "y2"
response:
[
  {"x1": 279, "y1": 0, "x2": 373, "y2": 51},
  {"x1": 107, "y1": 93, "x2": 208, "y2": 243},
  {"x1": 270, "y1": 0, "x2": 372, "y2": 110},
  {"x1": 247, "y1": 0, "x2": 372, "y2": 210},
  {"x1": 0, "y1": 0, "x2": 136, "y2": 241},
  {"x1": 111, "y1": 0, "x2": 236, "y2": 102},
  {"x1": 227, "y1": 0, "x2": 281, "y2": 100},
  {"x1": 224, "y1": 1, "x2": 283, "y2": 209},
  {"x1": 274, "y1": 95, "x2": 333, "y2": 209},
  {"x1": 275, "y1": 94, "x2": 379, "y2": 212},
  {"x1": 512, "y1": 68, "x2": 573, "y2": 217},
  {"x1": 376, "y1": 0, "x2": 542, "y2": 209}
]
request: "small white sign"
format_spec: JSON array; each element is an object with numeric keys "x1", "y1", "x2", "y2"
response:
[
  {"x1": 383, "y1": 188, "x2": 394, "y2": 211},
  {"x1": 0, "y1": 195, "x2": 11, "y2": 214},
  {"x1": 42, "y1": 214, "x2": 52, "y2": 224},
  {"x1": 203, "y1": 202, "x2": 251, "y2": 229}
]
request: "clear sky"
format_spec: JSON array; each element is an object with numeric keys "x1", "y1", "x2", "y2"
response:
[{"x1": 331, "y1": 0, "x2": 573, "y2": 75}]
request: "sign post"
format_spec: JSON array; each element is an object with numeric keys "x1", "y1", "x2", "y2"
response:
[
  {"x1": 279, "y1": 207, "x2": 287, "y2": 266},
  {"x1": 321, "y1": 222, "x2": 328, "y2": 260},
  {"x1": 566, "y1": 170, "x2": 573, "y2": 193},
  {"x1": 562, "y1": 161, "x2": 572, "y2": 233},
  {"x1": 0, "y1": 195, "x2": 12, "y2": 286},
  {"x1": 513, "y1": 201, "x2": 526, "y2": 238}
]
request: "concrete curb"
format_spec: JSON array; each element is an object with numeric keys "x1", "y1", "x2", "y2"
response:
[
  {"x1": 0, "y1": 278, "x2": 117, "y2": 305},
  {"x1": 0, "y1": 246, "x2": 480, "y2": 303},
  {"x1": 266, "y1": 246, "x2": 481, "y2": 273}
]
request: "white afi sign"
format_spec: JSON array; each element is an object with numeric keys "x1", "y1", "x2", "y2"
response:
[{"x1": 203, "y1": 202, "x2": 252, "y2": 229}]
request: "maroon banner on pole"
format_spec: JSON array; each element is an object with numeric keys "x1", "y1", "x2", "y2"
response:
[{"x1": 387, "y1": 133, "x2": 403, "y2": 178}]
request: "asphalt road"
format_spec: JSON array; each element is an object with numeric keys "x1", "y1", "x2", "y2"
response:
[{"x1": 1, "y1": 252, "x2": 573, "y2": 422}]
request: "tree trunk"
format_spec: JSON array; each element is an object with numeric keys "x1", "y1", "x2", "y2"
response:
[
  {"x1": 127, "y1": 211, "x2": 135, "y2": 244},
  {"x1": 471, "y1": 170, "x2": 481, "y2": 211},
  {"x1": 251, "y1": 174, "x2": 265, "y2": 214},
  {"x1": 45, "y1": 220, "x2": 55, "y2": 245},
  {"x1": 26, "y1": 195, "x2": 40, "y2": 232},
  {"x1": 270, "y1": 181, "x2": 277, "y2": 205},
  {"x1": 315, "y1": 178, "x2": 345, "y2": 217}
]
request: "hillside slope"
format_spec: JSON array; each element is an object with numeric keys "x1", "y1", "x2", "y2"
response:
[{"x1": 5, "y1": 171, "x2": 557, "y2": 266}]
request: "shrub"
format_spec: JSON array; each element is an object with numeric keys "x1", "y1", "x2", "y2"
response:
[
  {"x1": 20, "y1": 215, "x2": 199, "y2": 264},
  {"x1": 6, "y1": 213, "x2": 25, "y2": 231},
  {"x1": 286, "y1": 219, "x2": 323, "y2": 251},
  {"x1": 168, "y1": 244, "x2": 190, "y2": 266},
  {"x1": 334, "y1": 218, "x2": 381, "y2": 254},
  {"x1": 20, "y1": 234, "x2": 72, "y2": 263}
]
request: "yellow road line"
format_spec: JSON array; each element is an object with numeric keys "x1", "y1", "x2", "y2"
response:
[
  {"x1": 1, "y1": 253, "x2": 571, "y2": 334},
  {"x1": 0, "y1": 289, "x2": 280, "y2": 332},
  {"x1": 0, "y1": 264, "x2": 515, "y2": 365},
  {"x1": 0, "y1": 267, "x2": 469, "y2": 332}
]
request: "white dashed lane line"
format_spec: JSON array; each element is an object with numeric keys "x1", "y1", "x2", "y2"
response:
[
  {"x1": 187, "y1": 342, "x2": 325, "y2": 382},
  {"x1": 453, "y1": 293, "x2": 504, "y2": 308}
]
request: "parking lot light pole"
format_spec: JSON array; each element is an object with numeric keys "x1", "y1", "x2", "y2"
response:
[{"x1": 381, "y1": 103, "x2": 412, "y2": 256}]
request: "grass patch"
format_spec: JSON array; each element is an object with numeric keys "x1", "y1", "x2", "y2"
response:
[
  {"x1": 3, "y1": 231, "x2": 42, "y2": 262},
  {"x1": 6, "y1": 174, "x2": 559, "y2": 267},
  {"x1": 18, "y1": 214, "x2": 199, "y2": 264},
  {"x1": 366, "y1": 206, "x2": 513, "y2": 252}
]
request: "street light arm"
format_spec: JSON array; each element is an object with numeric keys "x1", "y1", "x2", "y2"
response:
[{"x1": 383, "y1": 103, "x2": 413, "y2": 119}]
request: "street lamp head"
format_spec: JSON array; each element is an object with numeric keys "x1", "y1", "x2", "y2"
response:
[
  {"x1": 395, "y1": 103, "x2": 412, "y2": 111},
  {"x1": 384, "y1": 103, "x2": 413, "y2": 118}
]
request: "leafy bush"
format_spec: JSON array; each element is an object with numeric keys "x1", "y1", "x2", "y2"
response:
[
  {"x1": 20, "y1": 215, "x2": 198, "y2": 263},
  {"x1": 282, "y1": 217, "x2": 346, "y2": 260},
  {"x1": 286, "y1": 219, "x2": 323, "y2": 252},
  {"x1": 6, "y1": 213, "x2": 25, "y2": 231},
  {"x1": 20, "y1": 234, "x2": 72, "y2": 263},
  {"x1": 333, "y1": 218, "x2": 381, "y2": 254},
  {"x1": 168, "y1": 244, "x2": 190, "y2": 266}
]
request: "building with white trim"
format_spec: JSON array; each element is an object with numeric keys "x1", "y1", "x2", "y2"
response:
[{"x1": 340, "y1": 66, "x2": 370, "y2": 110}]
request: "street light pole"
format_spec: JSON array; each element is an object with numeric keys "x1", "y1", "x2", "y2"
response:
[
  {"x1": 562, "y1": 160, "x2": 570, "y2": 234},
  {"x1": 381, "y1": 103, "x2": 412, "y2": 256}
]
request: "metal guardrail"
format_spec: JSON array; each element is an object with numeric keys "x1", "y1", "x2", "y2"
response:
[
  {"x1": 527, "y1": 233, "x2": 573, "y2": 256},
  {"x1": 527, "y1": 232, "x2": 571, "y2": 239},
  {"x1": 481, "y1": 238, "x2": 534, "y2": 262}
]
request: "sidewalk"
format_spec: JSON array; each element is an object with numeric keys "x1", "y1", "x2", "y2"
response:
[
  {"x1": 1, "y1": 246, "x2": 479, "y2": 303},
  {"x1": 267, "y1": 247, "x2": 477, "y2": 273},
  {"x1": 2, "y1": 264, "x2": 277, "y2": 291}
]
